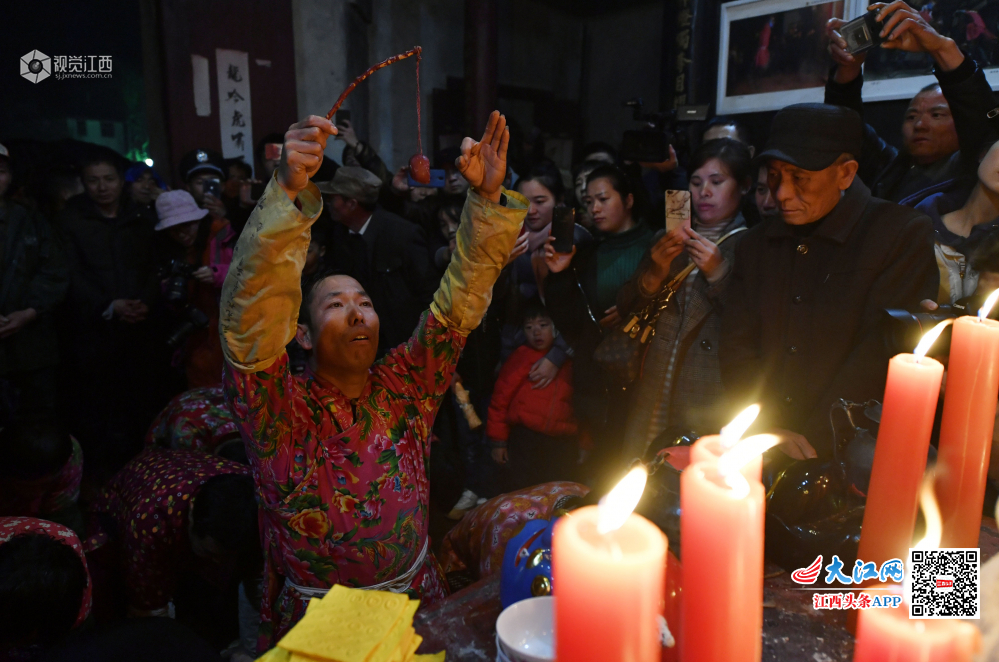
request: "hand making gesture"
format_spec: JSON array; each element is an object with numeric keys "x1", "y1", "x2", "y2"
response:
[
  {"x1": 456, "y1": 110, "x2": 509, "y2": 203},
  {"x1": 276, "y1": 116, "x2": 338, "y2": 201}
]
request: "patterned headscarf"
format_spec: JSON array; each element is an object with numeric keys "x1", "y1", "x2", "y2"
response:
[{"x1": 0, "y1": 517, "x2": 92, "y2": 627}]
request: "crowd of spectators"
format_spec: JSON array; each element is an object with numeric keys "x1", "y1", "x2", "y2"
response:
[{"x1": 3, "y1": 2, "x2": 999, "y2": 659}]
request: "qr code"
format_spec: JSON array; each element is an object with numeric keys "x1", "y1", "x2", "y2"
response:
[{"x1": 906, "y1": 549, "x2": 980, "y2": 619}]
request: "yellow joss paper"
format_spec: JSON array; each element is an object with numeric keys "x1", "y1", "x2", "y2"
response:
[
  {"x1": 278, "y1": 585, "x2": 410, "y2": 662},
  {"x1": 306, "y1": 598, "x2": 321, "y2": 613},
  {"x1": 368, "y1": 601, "x2": 419, "y2": 662},
  {"x1": 255, "y1": 646, "x2": 292, "y2": 662},
  {"x1": 413, "y1": 653, "x2": 445, "y2": 662}
]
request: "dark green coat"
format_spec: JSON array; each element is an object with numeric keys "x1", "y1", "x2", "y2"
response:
[{"x1": 0, "y1": 201, "x2": 68, "y2": 374}]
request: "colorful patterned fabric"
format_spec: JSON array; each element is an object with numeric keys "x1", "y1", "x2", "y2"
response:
[
  {"x1": 0, "y1": 436, "x2": 82, "y2": 519},
  {"x1": 224, "y1": 312, "x2": 459, "y2": 648},
  {"x1": 145, "y1": 385, "x2": 239, "y2": 453},
  {"x1": 218, "y1": 177, "x2": 526, "y2": 651},
  {"x1": 0, "y1": 516, "x2": 92, "y2": 627},
  {"x1": 88, "y1": 448, "x2": 248, "y2": 611},
  {"x1": 438, "y1": 482, "x2": 590, "y2": 579}
]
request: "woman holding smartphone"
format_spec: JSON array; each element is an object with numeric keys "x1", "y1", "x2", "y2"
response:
[
  {"x1": 616, "y1": 138, "x2": 752, "y2": 462},
  {"x1": 543, "y1": 163, "x2": 655, "y2": 485}
]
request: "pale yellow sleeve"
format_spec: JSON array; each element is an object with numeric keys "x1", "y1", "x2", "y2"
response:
[
  {"x1": 219, "y1": 176, "x2": 323, "y2": 373},
  {"x1": 430, "y1": 188, "x2": 526, "y2": 335}
]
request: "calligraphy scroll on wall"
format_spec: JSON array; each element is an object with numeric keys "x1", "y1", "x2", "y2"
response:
[{"x1": 216, "y1": 49, "x2": 254, "y2": 172}]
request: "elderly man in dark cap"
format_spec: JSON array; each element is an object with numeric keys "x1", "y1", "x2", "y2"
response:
[
  {"x1": 719, "y1": 103, "x2": 938, "y2": 459},
  {"x1": 319, "y1": 166, "x2": 437, "y2": 354}
]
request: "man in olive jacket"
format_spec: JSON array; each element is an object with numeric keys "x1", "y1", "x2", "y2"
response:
[
  {"x1": 0, "y1": 146, "x2": 68, "y2": 423},
  {"x1": 719, "y1": 104, "x2": 938, "y2": 459}
]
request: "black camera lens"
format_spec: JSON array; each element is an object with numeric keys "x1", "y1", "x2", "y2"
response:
[{"x1": 882, "y1": 308, "x2": 957, "y2": 356}]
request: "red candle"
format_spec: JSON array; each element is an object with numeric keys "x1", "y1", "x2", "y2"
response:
[
  {"x1": 856, "y1": 345, "x2": 945, "y2": 574},
  {"x1": 690, "y1": 405, "x2": 763, "y2": 483},
  {"x1": 679, "y1": 461, "x2": 765, "y2": 662},
  {"x1": 937, "y1": 307, "x2": 999, "y2": 548},
  {"x1": 690, "y1": 435, "x2": 762, "y2": 483},
  {"x1": 854, "y1": 584, "x2": 980, "y2": 662},
  {"x1": 553, "y1": 471, "x2": 667, "y2": 662}
]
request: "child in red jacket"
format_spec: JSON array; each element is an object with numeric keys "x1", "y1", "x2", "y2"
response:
[{"x1": 487, "y1": 300, "x2": 580, "y2": 491}]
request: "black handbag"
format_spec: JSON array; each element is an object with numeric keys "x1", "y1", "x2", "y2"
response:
[{"x1": 592, "y1": 227, "x2": 746, "y2": 389}]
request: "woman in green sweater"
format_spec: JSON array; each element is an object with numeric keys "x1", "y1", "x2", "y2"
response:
[{"x1": 543, "y1": 164, "x2": 654, "y2": 487}]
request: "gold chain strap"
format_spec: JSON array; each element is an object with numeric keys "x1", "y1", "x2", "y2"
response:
[{"x1": 619, "y1": 226, "x2": 747, "y2": 344}]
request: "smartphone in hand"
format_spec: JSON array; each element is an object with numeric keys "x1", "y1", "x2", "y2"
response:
[
  {"x1": 665, "y1": 190, "x2": 691, "y2": 233},
  {"x1": 203, "y1": 178, "x2": 222, "y2": 199},
  {"x1": 551, "y1": 205, "x2": 575, "y2": 253},
  {"x1": 407, "y1": 169, "x2": 446, "y2": 188}
]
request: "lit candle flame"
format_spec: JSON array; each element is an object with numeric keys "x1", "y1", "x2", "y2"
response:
[
  {"x1": 720, "y1": 404, "x2": 761, "y2": 449},
  {"x1": 980, "y1": 289, "x2": 999, "y2": 321},
  {"x1": 597, "y1": 466, "x2": 648, "y2": 535},
  {"x1": 913, "y1": 472, "x2": 941, "y2": 550},
  {"x1": 718, "y1": 434, "x2": 780, "y2": 479},
  {"x1": 913, "y1": 319, "x2": 953, "y2": 359}
]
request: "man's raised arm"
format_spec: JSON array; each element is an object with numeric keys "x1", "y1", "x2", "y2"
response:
[
  {"x1": 219, "y1": 116, "x2": 336, "y2": 373},
  {"x1": 430, "y1": 111, "x2": 526, "y2": 335}
]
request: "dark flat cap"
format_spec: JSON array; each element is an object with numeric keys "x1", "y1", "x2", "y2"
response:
[
  {"x1": 315, "y1": 166, "x2": 382, "y2": 205},
  {"x1": 758, "y1": 103, "x2": 864, "y2": 171}
]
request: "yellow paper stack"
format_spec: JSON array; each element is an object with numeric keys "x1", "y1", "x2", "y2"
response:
[{"x1": 256, "y1": 585, "x2": 445, "y2": 662}]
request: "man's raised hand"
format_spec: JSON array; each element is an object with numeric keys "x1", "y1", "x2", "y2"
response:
[
  {"x1": 277, "y1": 116, "x2": 337, "y2": 201},
  {"x1": 456, "y1": 110, "x2": 509, "y2": 203},
  {"x1": 871, "y1": 2, "x2": 962, "y2": 70}
]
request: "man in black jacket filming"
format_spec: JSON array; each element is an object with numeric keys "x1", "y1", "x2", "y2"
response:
[
  {"x1": 824, "y1": 1, "x2": 998, "y2": 203},
  {"x1": 720, "y1": 104, "x2": 939, "y2": 459}
]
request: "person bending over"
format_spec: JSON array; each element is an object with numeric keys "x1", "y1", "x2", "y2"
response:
[{"x1": 220, "y1": 111, "x2": 525, "y2": 649}]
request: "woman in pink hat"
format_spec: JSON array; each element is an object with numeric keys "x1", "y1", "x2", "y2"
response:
[{"x1": 155, "y1": 190, "x2": 235, "y2": 388}]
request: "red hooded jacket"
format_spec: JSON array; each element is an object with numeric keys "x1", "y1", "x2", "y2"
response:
[{"x1": 486, "y1": 345, "x2": 577, "y2": 446}]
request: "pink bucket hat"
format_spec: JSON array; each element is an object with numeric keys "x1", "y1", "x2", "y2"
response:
[{"x1": 154, "y1": 190, "x2": 209, "y2": 231}]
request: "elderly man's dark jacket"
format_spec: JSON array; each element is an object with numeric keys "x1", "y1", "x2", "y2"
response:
[
  {"x1": 825, "y1": 55, "x2": 997, "y2": 203},
  {"x1": 56, "y1": 194, "x2": 160, "y2": 370},
  {"x1": 327, "y1": 206, "x2": 437, "y2": 354},
  {"x1": 719, "y1": 180, "x2": 938, "y2": 457},
  {"x1": 0, "y1": 202, "x2": 68, "y2": 374}
]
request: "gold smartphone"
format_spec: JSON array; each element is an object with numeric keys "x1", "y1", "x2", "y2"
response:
[{"x1": 665, "y1": 190, "x2": 690, "y2": 233}]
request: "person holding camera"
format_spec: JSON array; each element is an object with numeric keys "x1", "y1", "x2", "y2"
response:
[
  {"x1": 617, "y1": 138, "x2": 752, "y2": 463},
  {"x1": 825, "y1": 1, "x2": 998, "y2": 203},
  {"x1": 544, "y1": 164, "x2": 655, "y2": 486},
  {"x1": 719, "y1": 103, "x2": 938, "y2": 459},
  {"x1": 154, "y1": 190, "x2": 233, "y2": 388}
]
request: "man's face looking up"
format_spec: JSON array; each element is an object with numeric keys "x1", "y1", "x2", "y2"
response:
[
  {"x1": 766, "y1": 156, "x2": 859, "y2": 226},
  {"x1": 902, "y1": 87, "x2": 959, "y2": 166},
  {"x1": 297, "y1": 275, "x2": 381, "y2": 376}
]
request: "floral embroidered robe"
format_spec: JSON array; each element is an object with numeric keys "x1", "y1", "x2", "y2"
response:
[{"x1": 219, "y1": 176, "x2": 525, "y2": 648}]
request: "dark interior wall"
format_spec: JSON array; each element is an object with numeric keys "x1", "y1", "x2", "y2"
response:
[
  {"x1": 2, "y1": 0, "x2": 147, "y2": 154},
  {"x1": 158, "y1": 0, "x2": 298, "y2": 185}
]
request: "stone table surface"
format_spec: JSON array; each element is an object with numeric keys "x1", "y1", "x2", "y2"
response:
[{"x1": 415, "y1": 522, "x2": 999, "y2": 661}]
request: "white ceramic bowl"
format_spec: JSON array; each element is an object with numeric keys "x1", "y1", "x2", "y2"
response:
[{"x1": 495, "y1": 596, "x2": 555, "y2": 662}]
